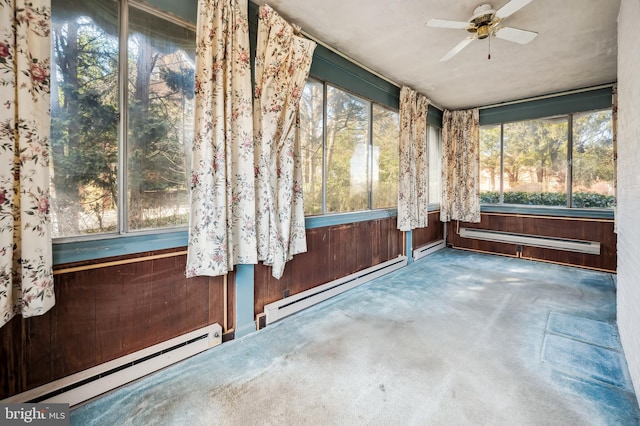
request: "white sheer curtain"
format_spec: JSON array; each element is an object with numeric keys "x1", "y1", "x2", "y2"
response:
[
  {"x1": 441, "y1": 108, "x2": 481, "y2": 223},
  {"x1": 0, "y1": 0, "x2": 55, "y2": 328},
  {"x1": 186, "y1": 0, "x2": 257, "y2": 277},
  {"x1": 254, "y1": 5, "x2": 316, "y2": 279},
  {"x1": 397, "y1": 86, "x2": 430, "y2": 232}
]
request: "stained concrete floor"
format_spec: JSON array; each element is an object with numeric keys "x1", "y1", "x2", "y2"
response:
[{"x1": 71, "y1": 249, "x2": 640, "y2": 425}]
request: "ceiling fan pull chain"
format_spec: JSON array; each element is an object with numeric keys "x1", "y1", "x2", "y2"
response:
[{"x1": 488, "y1": 33, "x2": 491, "y2": 60}]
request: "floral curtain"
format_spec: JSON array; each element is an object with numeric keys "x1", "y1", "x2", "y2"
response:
[
  {"x1": 441, "y1": 108, "x2": 481, "y2": 223},
  {"x1": 186, "y1": 0, "x2": 257, "y2": 277},
  {"x1": 0, "y1": 0, "x2": 55, "y2": 328},
  {"x1": 397, "y1": 86, "x2": 430, "y2": 232},
  {"x1": 254, "y1": 5, "x2": 316, "y2": 279}
]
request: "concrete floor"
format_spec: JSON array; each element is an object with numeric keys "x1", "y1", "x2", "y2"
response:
[{"x1": 71, "y1": 249, "x2": 640, "y2": 425}]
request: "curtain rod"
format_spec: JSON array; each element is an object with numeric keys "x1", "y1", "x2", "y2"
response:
[
  {"x1": 298, "y1": 28, "x2": 444, "y2": 112},
  {"x1": 478, "y1": 83, "x2": 616, "y2": 110}
]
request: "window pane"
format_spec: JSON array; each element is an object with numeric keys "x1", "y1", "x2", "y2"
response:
[
  {"x1": 572, "y1": 110, "x2": 614, "y2": 208},
  {"x1": 127, "y1": 7, "x2": 195, "y2": 230},
  {"x1": 428, "y1": 126, "x2": 442, "y2": 205},
  {"x1": 300, "y1": 79, "x2": 324, "y2": 215},
  {"x1": 50, "y1": 0, "x2": 119, "y2": 238},
  {"x1": 479, "y1": 125, "x2": 501, "y2": 204},
  {"x1": 326, "y1": 86, "x2": 369, "y2": 213},
  {"x1": 502, "y1": 117, "x2": 568, "y2": 206},
  {"x1": 372, "y1": 105, "x2": 399, "y2": 209}
]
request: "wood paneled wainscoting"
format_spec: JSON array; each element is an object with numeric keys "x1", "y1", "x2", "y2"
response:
[
  {"x1": 412, "y1": 211, "x2": 445, "y2": 251},
  {"x1": 254, "y1": 213, "x2": 447, "y2": 320},
  {"x1": 447, "y1": 212, "x2": 616, "y2": 272},
  {"x1": 254, "y1": 217, "x2": 405, "y2": 318},
  {"x1": 0, "y1": 247, "x2": 231, "y2": 400}
]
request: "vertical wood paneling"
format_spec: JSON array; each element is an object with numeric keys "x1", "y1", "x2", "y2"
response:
[
  {"x1": 253, "y1": 227, "x2": 333, "y2": 316},
  {"x1": 0, "y1": 315, "x2": 23, "y2": 397},
  {"x1": 412, "y1": 211, "x2": 444, "y2": 249},
  {"x1": 447, "y1": 214, "x2": 616, "y2": 271},
  {"x1": 331, "y1": 223, "x2": 359, "y2": 279},
  {"x1": 355, "y1": 220, "x2": 375, "y2": 270},
  {"x1": 184, "y1": 274, "x2": 210, "y2": 333},
  {"x1": 51, "y1": 271, "x2": 97, "y2": 378},
  {"x1": 119, "y1": 261, "x2": 155, "y2": 357},
  {"x1": 0, "y1": 247, "x2": 228, "y2": 400},
  {"x1": 223, "y1": 273, "x2": 234, "y2": 331},
  {"x1": 25, "y1": 311, "x2": 53, "y2": 392},
  {"x1": 93, "y1": 269, "x2": 124, "y2": 365},
  {"x1": 254, "y1": 217, "x2": 403, "y2": 316},
  {"x1": 302, "y1": 227, "x2": 332, "y2": 287},
  {"x1": 385, "y1": 217, "x2": 403, "y2": 257},
  {"x1": 149, "y1": 257, "x2": 184, "y2": 344}
]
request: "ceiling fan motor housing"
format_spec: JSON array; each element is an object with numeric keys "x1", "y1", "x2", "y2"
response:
[{"x1": 468, "y1": 3, "x2": 496, "y2": 39}]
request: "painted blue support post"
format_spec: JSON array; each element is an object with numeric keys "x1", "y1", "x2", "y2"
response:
[
  {"x1": 406, "y1": 230, "x2": 413, "y2": 264},
  {"x1": 234, "y1": 264, "x2": 255, "y2": 338}
]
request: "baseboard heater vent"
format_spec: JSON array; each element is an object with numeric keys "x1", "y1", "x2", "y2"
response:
[
  {"x1": 459, "y1": 228, "x2": 600, "y2": 255},
  {"x1": 265, "y1": 255, "x2": 408, "y2": 325},
  {"x1": 3, "y1": 323, "x2": 222, "y2": 407},
  {"x1": 413, "y1": 239, "x2": 446, "y2": 261}
]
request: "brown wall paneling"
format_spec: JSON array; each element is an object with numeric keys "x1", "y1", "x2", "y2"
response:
[
  {"x1": 254, "y1": 217, "x2": 403, "y2": 316},
  {"x1": 447, "y1": 213, "x2": 616, "y2": 271},
  {"x1": 222, "y1": 271, "x2": 235, "y2": 332},
  {"x1": 0, "y1": 310, "x2": 55, "y2": 398},
  {"x1": 23, "y1": 303, "x2": 52, "y2": 395},
  {"x1": 0, "y1": 316, "x2": 22, "y2": 398},
  {"x1": 0, "y1": 247, "x2": 229, "y2": 400},
  {"x1": 331, "y1": 223, "x2": 361, "y2": 279},
  {"x1": 521, "y1": 218, "x2": 616, "y2": 271},
  {"x1": 379, "y1": 216, "x2": 403, "y2": 260},
  {"x1": 254, "y1": 227, "x2": 332, "y2": 317},
  {"x1": 412, "y1": 211, "x2": 445, "y2": 250},
  {"x1": 446, "y1": 216, "x2": 520, "y2": 257}
]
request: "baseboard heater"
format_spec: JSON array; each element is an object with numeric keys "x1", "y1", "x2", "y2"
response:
[
  {"x1": 264, "y1": 255, "x2": 408, "y2": 325},
  {"x1": 459, "y1": 228, "x2": 600, "y2": 255},
  {"x1": 413, "y1": 239, "x2": 446, "y2": 261},
  {"x1": 2, "y1": 323, "x2": 222, "y2": 407}
]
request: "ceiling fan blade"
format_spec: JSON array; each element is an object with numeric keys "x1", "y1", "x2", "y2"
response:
[
  {"x1": 440, "y1": 37, "x2": 475, "y2": 62},
  {"x1": 495, "y1": 26, "x2": 537, "y2": 44},
  {"x1": 495, "y1": 0, "x2": 534, "y2": 19},
  {"x1": 426, "y1": 18, "x2": 469, "y2": 29}
]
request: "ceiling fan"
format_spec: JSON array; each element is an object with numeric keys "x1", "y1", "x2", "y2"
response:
[{"x1": 426, "y1": 0, "x2": 538, "y2": 61}]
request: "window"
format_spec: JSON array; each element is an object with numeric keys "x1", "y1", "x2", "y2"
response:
[
  {"x1": 572, "y1": 110, "x2": 614, "y2": 207},
  {"x1": 50, "y1": 0, "x2": 195, "y2": 238},
  {"x1": 326, "y1": 86, "x2": 370, "y2": 213},
  {"x1": 371, "y1": 104, "x2": 400, "y2": 209},
  {"x1": 299, "y1": 80, "x2": 324, "y2": 216},
  {"x1": 428, "y1": 126, "x2": 442, "y2": 205},
  {"x1": 479, "y1": 109, "x2": 613, "y2": 208},
  {"x1": 299, "y1": 79, "x2": 401, "y2": 215}
]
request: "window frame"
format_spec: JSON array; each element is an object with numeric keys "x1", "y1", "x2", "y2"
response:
[
  {"x1": 479, "y1": 106, "x2": 614, "y2": 217},
  {"x1": 300, "y1": 78, "x2": 443, "y2": 218},
  {"x1": 52, "y1": 0, "x2": 442, "y2": 265},
  {"x1": 301, "y1": 79, "x2": 400, "y2": 216},
  {"x1": 51, "y1": 0, "x2": 196, "y2": 244}
]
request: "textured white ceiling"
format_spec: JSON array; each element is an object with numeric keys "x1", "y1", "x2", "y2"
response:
[{"x1": 252, "y1": 0, "x2": 619, "y2": 109}]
